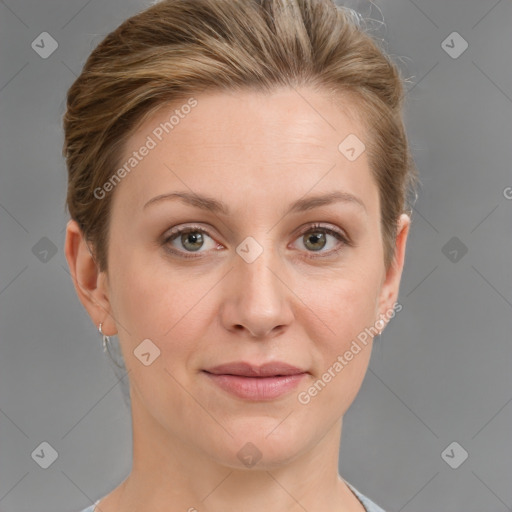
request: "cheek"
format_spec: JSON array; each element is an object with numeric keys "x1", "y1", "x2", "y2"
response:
[
  {"x1": 296, "y1": 276, "x2": 379, "y2": 416},
  {"x1": 307, "y1": 268, "x2": 381, "y2": 349},
  {"x1": 109, "y1": 247, "x2": 219, "y2": 372},
  {"x1": 108, "y1": 250, "x2": 210, "y2": 408},
  {"x1": 111, "y1": 246, "x2": 190, "y2": 330}
]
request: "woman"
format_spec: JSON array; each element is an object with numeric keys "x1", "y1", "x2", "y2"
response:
[{"x1": 63, "y1": 0, "x2": 417, "y2": 510}]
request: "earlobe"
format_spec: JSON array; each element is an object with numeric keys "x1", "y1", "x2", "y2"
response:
[
  {"x1": 64, "y1": 219, "x2": 117, "y2": 335},
  {"x1": 376, "y1": 213, "x2": 411, "y2": 329}
]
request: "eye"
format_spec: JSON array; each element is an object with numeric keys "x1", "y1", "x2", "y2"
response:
[
  {"x1": 163, "y1": 225, "x2": 221, "y2": 259},
  {"x1": 291, "y1": 223, "x2": 349, "y2": 258},
  {"x1": 162, "y1": 223, "x2": 349, "y2": 260}
]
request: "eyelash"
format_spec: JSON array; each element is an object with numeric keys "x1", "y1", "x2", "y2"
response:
[{"x1": 162, "y1": 223, "x2": 350, "y2": 260}]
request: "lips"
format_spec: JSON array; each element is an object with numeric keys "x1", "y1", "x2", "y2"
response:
[
  {"x1": 202, "y1": 361, "x2": 309, "y2": 400},
  {"x1": 204, "y1": 361, "x2": 307, "y2": 377}
]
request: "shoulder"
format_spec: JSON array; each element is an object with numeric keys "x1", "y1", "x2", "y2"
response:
[
  {"x1": 345, "y1": 481, "x2": 387, "y2": 512},
  {"x1": 76, "y1": 503, "x2": 99, "y2": 512},
  {"x1": 76, "y1": 486, "x2": 385, "y2": 512}
]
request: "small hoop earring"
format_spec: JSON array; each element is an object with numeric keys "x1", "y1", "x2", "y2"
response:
[
  {"x1": 98, "y1": 322, "x2": 110, "y2": 353},
  {"x1": 98, "y1": 323, "x2": 125, "y2": 370}
]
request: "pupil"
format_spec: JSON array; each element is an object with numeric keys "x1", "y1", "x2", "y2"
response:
[
  {"x1": 183, "y1": 232, "x2": 203, "y2": 251},
  {"x1": 306, "y1": 232, "x2": 325, "y2": 251}
]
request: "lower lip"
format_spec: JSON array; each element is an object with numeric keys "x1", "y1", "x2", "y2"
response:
[{"x1": 203, "y1": 372, "x2": 307, "y2": 400}]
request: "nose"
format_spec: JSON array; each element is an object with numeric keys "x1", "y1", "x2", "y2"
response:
[{"x1": 219, "y1": 240, "x2": 294, "y2": 339}]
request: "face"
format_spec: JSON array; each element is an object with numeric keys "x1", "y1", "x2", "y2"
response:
[{"x1": 68, "y1": 86, "x2": 409, "y2": 469}]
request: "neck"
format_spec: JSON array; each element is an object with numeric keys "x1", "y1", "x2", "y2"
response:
[{"x1": 114, "y1": 392, "x2": 365, "y2": 512}]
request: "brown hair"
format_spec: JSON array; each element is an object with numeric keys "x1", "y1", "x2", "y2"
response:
[{"x1": 63, "y1": 0, "x2": 417, "y2": 272}]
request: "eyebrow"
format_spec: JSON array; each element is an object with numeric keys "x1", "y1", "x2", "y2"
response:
[{"x1": 143, "y1": 190, "x2": 367, "y2": 215}]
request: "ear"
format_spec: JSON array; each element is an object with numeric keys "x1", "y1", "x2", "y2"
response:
[
  {"x1": 64, "y1": 219, "x2": 117, "y2": 336},
  {"x1": 376, "y1": 213, "x2": 410, "y2": 331}
]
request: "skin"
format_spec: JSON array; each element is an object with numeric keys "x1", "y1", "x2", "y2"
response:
[{"x1": 65, "y1": 86, "x2": 410, "y2": 512}]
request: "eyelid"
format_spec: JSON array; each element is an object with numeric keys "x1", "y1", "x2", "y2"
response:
[
  {"x1": 295, "y1": 222, "x2": 350, "y2": 243},
  {"x1": 163, "y1": 223, "x2": 215, "y2": 240}
]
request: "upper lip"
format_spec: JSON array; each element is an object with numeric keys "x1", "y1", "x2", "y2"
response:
[{"x1": 203, "y1": 361, "x2": 307, "y2": 377}]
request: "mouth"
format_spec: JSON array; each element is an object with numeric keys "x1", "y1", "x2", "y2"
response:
[{"x1": 202, "y1": 361, "x2": 309, "y2": 401}]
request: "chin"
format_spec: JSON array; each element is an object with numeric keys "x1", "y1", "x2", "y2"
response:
[
  {"x1": 217, "y1": 443, "x2": 305, "y2": 471},
  {"x1": 203, "y1": 416, "x2": 311, "y2": 470}
]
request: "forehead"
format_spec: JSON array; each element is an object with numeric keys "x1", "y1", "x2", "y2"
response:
[{"x1": 110, "y1": 86, "x2": 378, "y2": 218}]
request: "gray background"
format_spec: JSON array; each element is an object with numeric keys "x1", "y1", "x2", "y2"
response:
[{"x1": 0, "y1": 0, "x2": 511, "y2": 511}]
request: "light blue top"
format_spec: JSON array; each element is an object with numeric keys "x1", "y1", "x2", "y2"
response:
[
  {"x1": 77, "y1": 481, "x2": 385, "y2": 512},
  {"x1": 346, "y1": 481, "x2": 387, "y2": 512}
]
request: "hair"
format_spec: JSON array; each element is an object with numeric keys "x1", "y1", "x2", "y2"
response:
[{"x1": 63, "y1": 0, "x2": 418, "y2": 273}]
